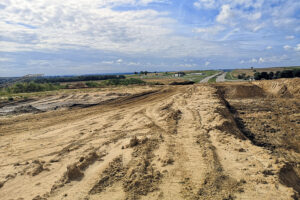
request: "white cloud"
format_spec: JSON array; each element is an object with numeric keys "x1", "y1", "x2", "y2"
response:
[
  {"x1": 205, "y1": 61, "x2": 210, "y2": 66},
  {"x1": 295, "y1": 44, "x2": 300, "y2": 52},
  {"x1": 266, "y1": 46, "x2": 272, "y2": 50},
  {"x1": 258, "y1": 57, "x2": 264, "y2": 63},
  {"x1": 283, "y1": 45, "x2": 292, "y2": 50},
  {"x1": 0, "y1": 57, "x2": 12, "y2": 62},
  {"x1": 242, "y1": 55, "x2": 290, "y2": 64},
  {"x1": 194, "y1": 25, "x2": 225, "y2": 37},
  {"x1": 102, "y1": 61, "x2": 114, "y2": 65},
  {"x1": 285, "y1": 35, "x2": 295, "y2": 40},
  {"x1": 251, "y1": 58, "x2": 257, "y2": 63},
  {"x1": 216, "y1": 5, "x2": 233, "y2": 24},
  {"x1": 194, "y1": 0, "x2": 217, "y2": 9},
  {"x1": 0, "y1": 0, "x2": 233, "y2": 58},
  {"x1": 117, "y1": 59, "x2": 123, "y2": 63}
]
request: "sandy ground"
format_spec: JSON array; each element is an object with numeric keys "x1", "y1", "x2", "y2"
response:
[{"x1": 0, "y1": 79, "x2": 299, "y2": 200}]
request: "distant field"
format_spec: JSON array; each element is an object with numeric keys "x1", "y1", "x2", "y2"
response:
[
  {"x1": 225, "y1": 71, "x2": 238, "y2": 80},
  {"x1": 183, "y1": 70, "x2": 219, "y2": 82},
  {"x1": 231, "y1": 66, "x2": 300, "y2": 78},
  {"x1": 126, "y1": 70, "x2": 219, "y2": 83}
]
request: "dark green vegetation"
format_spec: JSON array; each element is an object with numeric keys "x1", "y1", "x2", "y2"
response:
[
  {"x1": 237, "y1": 73, "x2": 251, "y2": 80},
  {"x1": 1, "y1": 82, "x2": 63, "y2": 94},
  {"x1": 32, "y1": 75, "x2": 126, "y2": 83},
  {"x1": 254, "y1": 69, "x2": 300, "y2": 80},
  {"x1": 0, "y1": 78, "x2": 146, "y2": 96}
]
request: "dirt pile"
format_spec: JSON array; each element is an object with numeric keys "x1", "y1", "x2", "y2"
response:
[
  {"x1": 216, "y1": 79, "x2": 300, "y2": 198},
  {"x1": 216, "y1": 83, "x2": 265, "y2": 99},
  {"x1": 254, "y1": 78, "x2": 300, "y2": 98}
]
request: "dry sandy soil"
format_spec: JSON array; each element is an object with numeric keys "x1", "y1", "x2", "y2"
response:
[{"x1": 0, "y1": 79, "x2": 299, "y2": 200}]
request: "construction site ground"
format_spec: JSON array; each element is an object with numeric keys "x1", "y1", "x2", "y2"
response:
[{"x1": 0, "y1": 78, "x2": 299, "y2": 200}]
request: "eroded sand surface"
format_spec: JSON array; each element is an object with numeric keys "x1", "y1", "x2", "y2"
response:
[{"x1": 0, "y1": 79, "x2": 299, "y2": 200}]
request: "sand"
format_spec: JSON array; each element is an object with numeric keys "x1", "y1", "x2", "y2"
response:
[{"x1": 0, "y1": 79, "x2": 299, "y2": 200}]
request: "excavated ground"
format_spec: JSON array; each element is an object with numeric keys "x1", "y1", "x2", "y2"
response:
[{"x1": 0, "y1": 79, "x2": 299, "y2": 200}]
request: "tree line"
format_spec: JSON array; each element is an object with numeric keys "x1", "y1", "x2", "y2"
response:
[
  {"x1": 254, "y1": 69, "x2": 300, "y2": 80},
  {"x1": 30, "y1": 75, "x2": 126, "y2": 83}
]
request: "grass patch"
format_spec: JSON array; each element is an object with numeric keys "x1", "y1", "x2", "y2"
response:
[
  {"x1": 1, "y1": 82, "x2": 63, "y2": 95},
  {"x1": 225, "y1": 71, "x2": 238, "y2": 80},
  {"x1": 208, "y1": 77, "x2": 217, "y2": 83},
  {"x1": 85, "y1": 81, "x2": 100, "y2": 88},
  {"x1": 183, "y1": 70, "x2": 219, "y2": 82}
]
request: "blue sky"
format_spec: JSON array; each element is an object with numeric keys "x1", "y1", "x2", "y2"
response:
[{"x1": 0, "y1": 0, "x2": 299, "y2": 76}]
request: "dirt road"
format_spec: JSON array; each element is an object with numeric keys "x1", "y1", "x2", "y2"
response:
[{"x1": 0, "y1": 80, "x2": 299, "y2": 200}]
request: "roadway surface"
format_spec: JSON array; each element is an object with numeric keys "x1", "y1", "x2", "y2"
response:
[
  {"x1": 216, "y1": 72, "x2": 227, "y2": 82},
  {"x1": 200, "y1": 72, "x2": 222, "y2": 83}
]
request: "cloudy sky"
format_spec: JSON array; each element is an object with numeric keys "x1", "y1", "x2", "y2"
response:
[{"x1": 0, "y1": 0, "x2": 299, "y2": 76}]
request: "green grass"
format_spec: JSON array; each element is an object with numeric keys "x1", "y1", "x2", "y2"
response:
[
  {"x1": 208, "y1": 77, "x2": 217, "y2": 83},
  {"x1": 225, "y1": 71, "x2": 238, "y2": 80},
  {"x1": 0, "y1": 82, "x2": 63, "y2": 96},
  {"x1": 183, "y1": 70, "x2": 219, "y2": 82}
]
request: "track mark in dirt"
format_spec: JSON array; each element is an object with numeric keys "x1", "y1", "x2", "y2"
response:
[
  {"x1": 124, "y1": 136, "x2": 162, "y2": 200},
  {"x1": 89, "y1": 155, "x2": 125, "y2": 194},
  {"x1": 89, "y1": 136, "x2": 163, "y2": 200},
  {"x1": 279, "y1": 164, "x2": 300, "y2": 197},
  {"x1": 50, "y1": 151, "x2": 107, "y2": 195},
  {"x1": 196, "y1": 130, "x2": 239, "y2": 200}
]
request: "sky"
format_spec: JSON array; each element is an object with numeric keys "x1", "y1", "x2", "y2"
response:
[{"x1": 0, "y1": 0, "x2": 299, "y2": 76}]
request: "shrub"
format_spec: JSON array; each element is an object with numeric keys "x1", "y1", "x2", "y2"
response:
[
  {"x1": 5, "y1": 82, "x2": 62, "y2": 93},
  {"x1": 85, "y1": 81, "x2": 99, "y2": 88}
]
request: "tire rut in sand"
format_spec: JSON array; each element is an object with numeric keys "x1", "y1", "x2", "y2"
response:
[
  {"x1": 89, "y1": 136, "x2": 163, "y2": 200},
  {"x1": 196, "y1": 130, "x2": 240, "y2": 200}
]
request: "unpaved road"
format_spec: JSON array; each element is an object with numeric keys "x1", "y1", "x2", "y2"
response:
[
  {"x1": 0, "y1": 79, "x2": 299, "y2": 200},
  {"x1": 216, "y1": 72, "x2": 227, "y2": 82}
]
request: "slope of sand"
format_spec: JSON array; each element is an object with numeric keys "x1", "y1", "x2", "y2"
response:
[{"x1": 0, "y1": 80, "x2": 299, "y2": 200}]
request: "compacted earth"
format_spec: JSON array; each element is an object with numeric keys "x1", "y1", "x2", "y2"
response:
[{"x1": 0, "y1": 78, "x2": 299, "y2": 200}]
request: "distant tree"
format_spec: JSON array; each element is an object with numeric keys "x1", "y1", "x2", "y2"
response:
[
  {"x1": 238, "y1": 73, "x2": 246, "y2": 79},
  {"x1": 269, "y1": 72, "x2": 274, "y2": 79},
  {"x1": 260, "y1": 72, "x2": 269, "y2": 79},
  {"x1": 293, "y1": 69, "x2": 300, "y2": 77},
  {"x1": 281, "y1": 70, "x2": 294, "y2": 78},
  {"x1": 134, "y1": 72, "x2": 138, "y2": 74},
  {"x1": 275, "y1": 71, "x2": 281, "y2": 79},
  {"x1": 254, "y1": 72, "x2": 261, "y2": 80}
]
